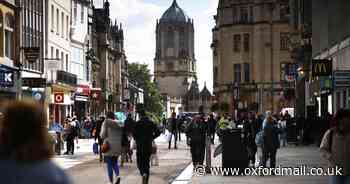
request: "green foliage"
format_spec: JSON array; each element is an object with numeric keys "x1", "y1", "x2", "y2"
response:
[
  {"x1": 128, "y1": 63, "x2": 164, "y2": 120},
  {"x1": 220, "y1": 102, "x2": 229, "y2": 112},
  {"x1": 211, "y1": 103, "x2": 220, "y2": 112}
]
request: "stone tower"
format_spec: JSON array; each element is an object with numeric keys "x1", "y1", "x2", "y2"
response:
[{"x1": 154, "y1": 0, "x2": 196, "y2": 99}]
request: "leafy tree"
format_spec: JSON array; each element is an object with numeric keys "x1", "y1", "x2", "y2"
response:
[{"x1": 128, "y1": 63, "x2": 164, "y2": 120}]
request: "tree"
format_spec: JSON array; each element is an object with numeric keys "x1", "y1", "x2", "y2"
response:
[{"x1": 128, "y1": 63, "x2": 164, "y2": 121}]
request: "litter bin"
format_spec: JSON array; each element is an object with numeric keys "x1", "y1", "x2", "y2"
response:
[
  {"x1": 287, "y1": 119, "x2": 298, "y2": 145},
  {"x1": 222, "y1": 128, "x2": 248, "y2": 175}
]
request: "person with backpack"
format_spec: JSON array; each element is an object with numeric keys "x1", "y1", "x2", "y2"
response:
[
  {"x1": 133, "y1": 108, "x2": 161, "y2": 184},
  {"x1": 320, "y1": 109, "x2": 350, "y2": 184}
]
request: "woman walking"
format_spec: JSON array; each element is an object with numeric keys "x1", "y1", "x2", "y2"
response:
[
  {"x1": 0, "y1": 100, "x2": 71, "y2": 184},
  {"x1": 100, "y1": 112, "x2": 124, "y2": 184}
]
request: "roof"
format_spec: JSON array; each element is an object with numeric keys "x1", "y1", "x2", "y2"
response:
[
  {"x1": 161, "y1": 0, "x2": 189, "y2": 22},
  {"x1": 200, "y1": 83, "x2": 212, "y2": 97}
]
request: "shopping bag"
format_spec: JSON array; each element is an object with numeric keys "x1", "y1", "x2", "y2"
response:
[{"x1": 93, "y1": 142, "x2": 99, "y2": 154}]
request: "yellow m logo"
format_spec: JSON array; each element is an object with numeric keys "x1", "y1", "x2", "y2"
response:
[{"x1": 314, "y1": 63, "x2": 327, "y2": 74}]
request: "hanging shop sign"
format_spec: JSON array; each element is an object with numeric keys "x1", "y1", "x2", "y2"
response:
[
  {"x1": 23, "y1": 47, "x2": 40, "y2": 63},
  {"x1": 22, "y1": 78, "x2": 46, "y2": 88},
  {"x1": 312, "y1": 59, "x2": 332, "y2": 76},
  {"x1": 0, "y1": 65, "x2": 15, "y2": 87},
  {"x1": 54, "y1": 92, "x2": 64, "y2": 103}
]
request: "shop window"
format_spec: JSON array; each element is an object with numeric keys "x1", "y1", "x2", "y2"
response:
[
  {"x1": 243, "y1": 33, "x2": 250, "y2": 52},
  {"x1": 240, "y1": 7, "x2": 248, "y2": 23},
  {"x1": 5, "y1": 13, "x2": 14, "y2": 59}
]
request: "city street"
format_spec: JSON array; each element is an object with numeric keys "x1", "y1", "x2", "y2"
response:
[
  {"x1": 62, "y1": 134, "x2": 192, "y2": 184},
  {"x1": 57, "y1": 135, "x2": 330, "y2": 184}
]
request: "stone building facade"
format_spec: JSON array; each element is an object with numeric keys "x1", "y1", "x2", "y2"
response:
[
  {"x1": 212, "y1": 0, "x2": 293, "y2": 116},
  {"x1": 91, "y1": 0, "x2": 129, "y2": 114},
  {"x1": 154, "y1": 0, "x2": 196, "y2": 100}
]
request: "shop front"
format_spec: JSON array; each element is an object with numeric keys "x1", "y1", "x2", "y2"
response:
[
  {"x1": 74, "y1": 85, "x2": 91, "y2": 121},
  {"x1": 49, "y1": 84, "x2": 75, "y2": 125},
  {"x1": 0, "y1": 64, "x2": 16, "y2": 110}
]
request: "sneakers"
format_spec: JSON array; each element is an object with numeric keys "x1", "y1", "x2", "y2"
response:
[
  {"x1": 115, "y1": 177, "x2": 120, "y2": 184},
  {"x1": 142, "y1": 174, "x2": 149, "y2": 184}
]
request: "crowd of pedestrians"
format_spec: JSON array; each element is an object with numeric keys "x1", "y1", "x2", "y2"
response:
[{"x1": 0, "y1": 99, "x2": 349, "y2": 184}]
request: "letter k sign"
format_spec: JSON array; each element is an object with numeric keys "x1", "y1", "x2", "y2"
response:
[{"x1": 5, "y1": 73, "x2": 12, "y2": 82}]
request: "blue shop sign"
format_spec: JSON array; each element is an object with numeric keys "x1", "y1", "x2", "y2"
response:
[{"x1": 0, "y1": 65, "x2": 15, "y2": 87}]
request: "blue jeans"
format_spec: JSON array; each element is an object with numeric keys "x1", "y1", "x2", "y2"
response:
[
  {"x1": 330, "y1": 176, "x2": 350, "y2": 184},
  {"x1": 105, "y1": 156, "x2": 120, "y2": 183}
]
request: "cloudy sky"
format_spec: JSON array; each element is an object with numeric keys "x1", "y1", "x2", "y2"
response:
[{"x1": 95, "y1": 0, "x2": 218, "y2": 91}]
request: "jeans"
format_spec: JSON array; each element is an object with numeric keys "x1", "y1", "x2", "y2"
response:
[
  {"x1": 105, "y1": 156, "x2": 120, "y2": 183},
  {"x1": 168, "y1": 132, "x2": 178, "y2": 149},
  {"x1": 66, "y1": 139, "x2": 74, "y2": 154},
  {"x1": 136, "y1": 151, "x2": 151, "y2": 176},
  {"x1": 280, "y1": 131, "x2": 287, "y2": 147},
  {"x1": 330, "y1": 176, "x2": 350, "y2": 184}
]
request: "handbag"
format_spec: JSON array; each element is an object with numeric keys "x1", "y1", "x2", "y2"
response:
[{"x1": 101, "y1": 141, "x2": 110, "y2": 153}]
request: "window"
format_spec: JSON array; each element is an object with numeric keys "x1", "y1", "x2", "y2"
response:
[
  {"x1": 61, "y1": 12, "x2": 64, "y2": 38},
  {"x1": 56, "y1": 49, "x2": 59, "y2": 60},
  {"x1": 66, "y1": 54, "x2": 69, "y2": 71},
  {"x1": 240, "y1": 7, "x2": 248, "y2": 23},
  {"x1": 51, "y1": 47, "x2": 54, "y2": 58},
  {"x1": 167, "y1": 62, "x2": 174, "y2": 71},
  {"x1": 166, "y1": 28, "x2": 174, "y2": 48},
  {"x1": 51, "y1": 5, "x2": 54, "y2": 31},
  {"x1": 56, "y1": 9, "x2": 59, "y2": 35},
  {"x1": 4, "y1": 13, "x2": 14, "y2": 59},
  {"x1": 232, "y1": 7, "x2": 238, "y2": 23},
  {"x1": 73, "y1": 1, "x2": 77, "y2": 24},
  {"x1": 280, "y1": 5, "x2": 289, "y2": 21},
  {"x1": 280, "y1": 32, "x2": 289, "y2": 50},
  {"x1": 81, "y1": 5, "x2": 84, "y2": 23},
  {"x1": 243, "y1": 33, "x2": 250, "y2": 52},
  {"x1": 66, "y1": 16, "x2": 69, "y2": 38},
  {"x1": 234, "y1": 64, "x2": 241, "y2": 82},
  {"x1": 233, "y1": 34, "x2": 241, "y2": 52},
  {"x1": 61, "y1": 52, "x2": 64, "y2": 70},
  {"x1": 179, "y1": 29, "x2": 185, "y2": 48},
  {"x1": 249, "y1": 6, "x2": 254, "y2": 23},
  {"x1": 244, "y1": 63, "x2": 250, "y2": 82}
]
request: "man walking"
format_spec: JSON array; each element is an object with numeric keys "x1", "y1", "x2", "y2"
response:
[
  {"x1": 261, "y1": 115, "x2": 280, "y2": 170},
  {"x1": 168, "y1": 112, "x2": 179, "y2": 149},
  {"x1": 133, "y1": 109, "x2": 161, "y2": 184},
  {"x1": 243, "y1": 112, "x2": 259, "y2": 167},
  {"x1": 207, "y1": 114, "x2": 217, "y2": 144},
  {"x1": 186, "y1": 107, "x2": 207, "y2": 168}
]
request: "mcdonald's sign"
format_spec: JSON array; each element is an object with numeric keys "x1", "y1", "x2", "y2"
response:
[{"x1": 312, "y1": 59, "x2": 332, "y2": 76}]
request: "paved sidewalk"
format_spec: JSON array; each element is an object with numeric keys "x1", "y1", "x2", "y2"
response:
[{"x1": 190, "y1": 145, "x2": 329, "y2": 184}]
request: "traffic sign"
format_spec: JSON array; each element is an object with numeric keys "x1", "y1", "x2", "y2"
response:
[{"x1": 54, "y1": 92, "x2": 64, "y2": 103}]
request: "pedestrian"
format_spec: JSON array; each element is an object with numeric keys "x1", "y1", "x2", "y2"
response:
[
  {"x1": 186, "y1": 108, "x2": 207, "y2": 168},
  {"x1": 50, "y1": 116, "x2": 64, "y2": 155},
  {"x1": 100, "y1": 112, "x2": 124, "y2": 184},
  {"x1": 168, "y1": 112, "x2": 179, "y2": 149},
  {"x1": 121, "y1": 114, "x2": 135, "y2": 166},
  {"x1": 133, "y1": 109, "x2": 161, "y2": 184},
  {"x1": 278, "y1": 116, "x2": 288, "y2": 147},
  {"x1": 94, "y1": 116, "x2": 105, "y2": 162},
  {"x1": 243, "y1": 112, "x2": 259, "y2": 167},
  {"x1": 63, "y1": 120, "x2": 78, "y2": 155},
  {"x1": 0, "y1": 100, "x2": 71, "y2": 184},
  {"x1": 320, "y1": 109, "x2": 350, "y2": 184},
  {"x1": 207, "y1": 114, "x2": 217, "y2": 144},
  {"x1": 261, "y1": 115, "x2": 280, "y2": 170}
]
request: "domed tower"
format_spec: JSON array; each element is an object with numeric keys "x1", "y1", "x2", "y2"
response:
[{"x1": 154, "y1": 0, "x2": 196, "y2": 99}]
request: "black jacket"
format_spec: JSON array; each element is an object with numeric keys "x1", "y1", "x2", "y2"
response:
[
  {"x1": 133, "y1": 117, "x2": 161, "y2": 154},
  {"x1": 186, "y1": 115, "x2": 207, "y2": 144}
]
